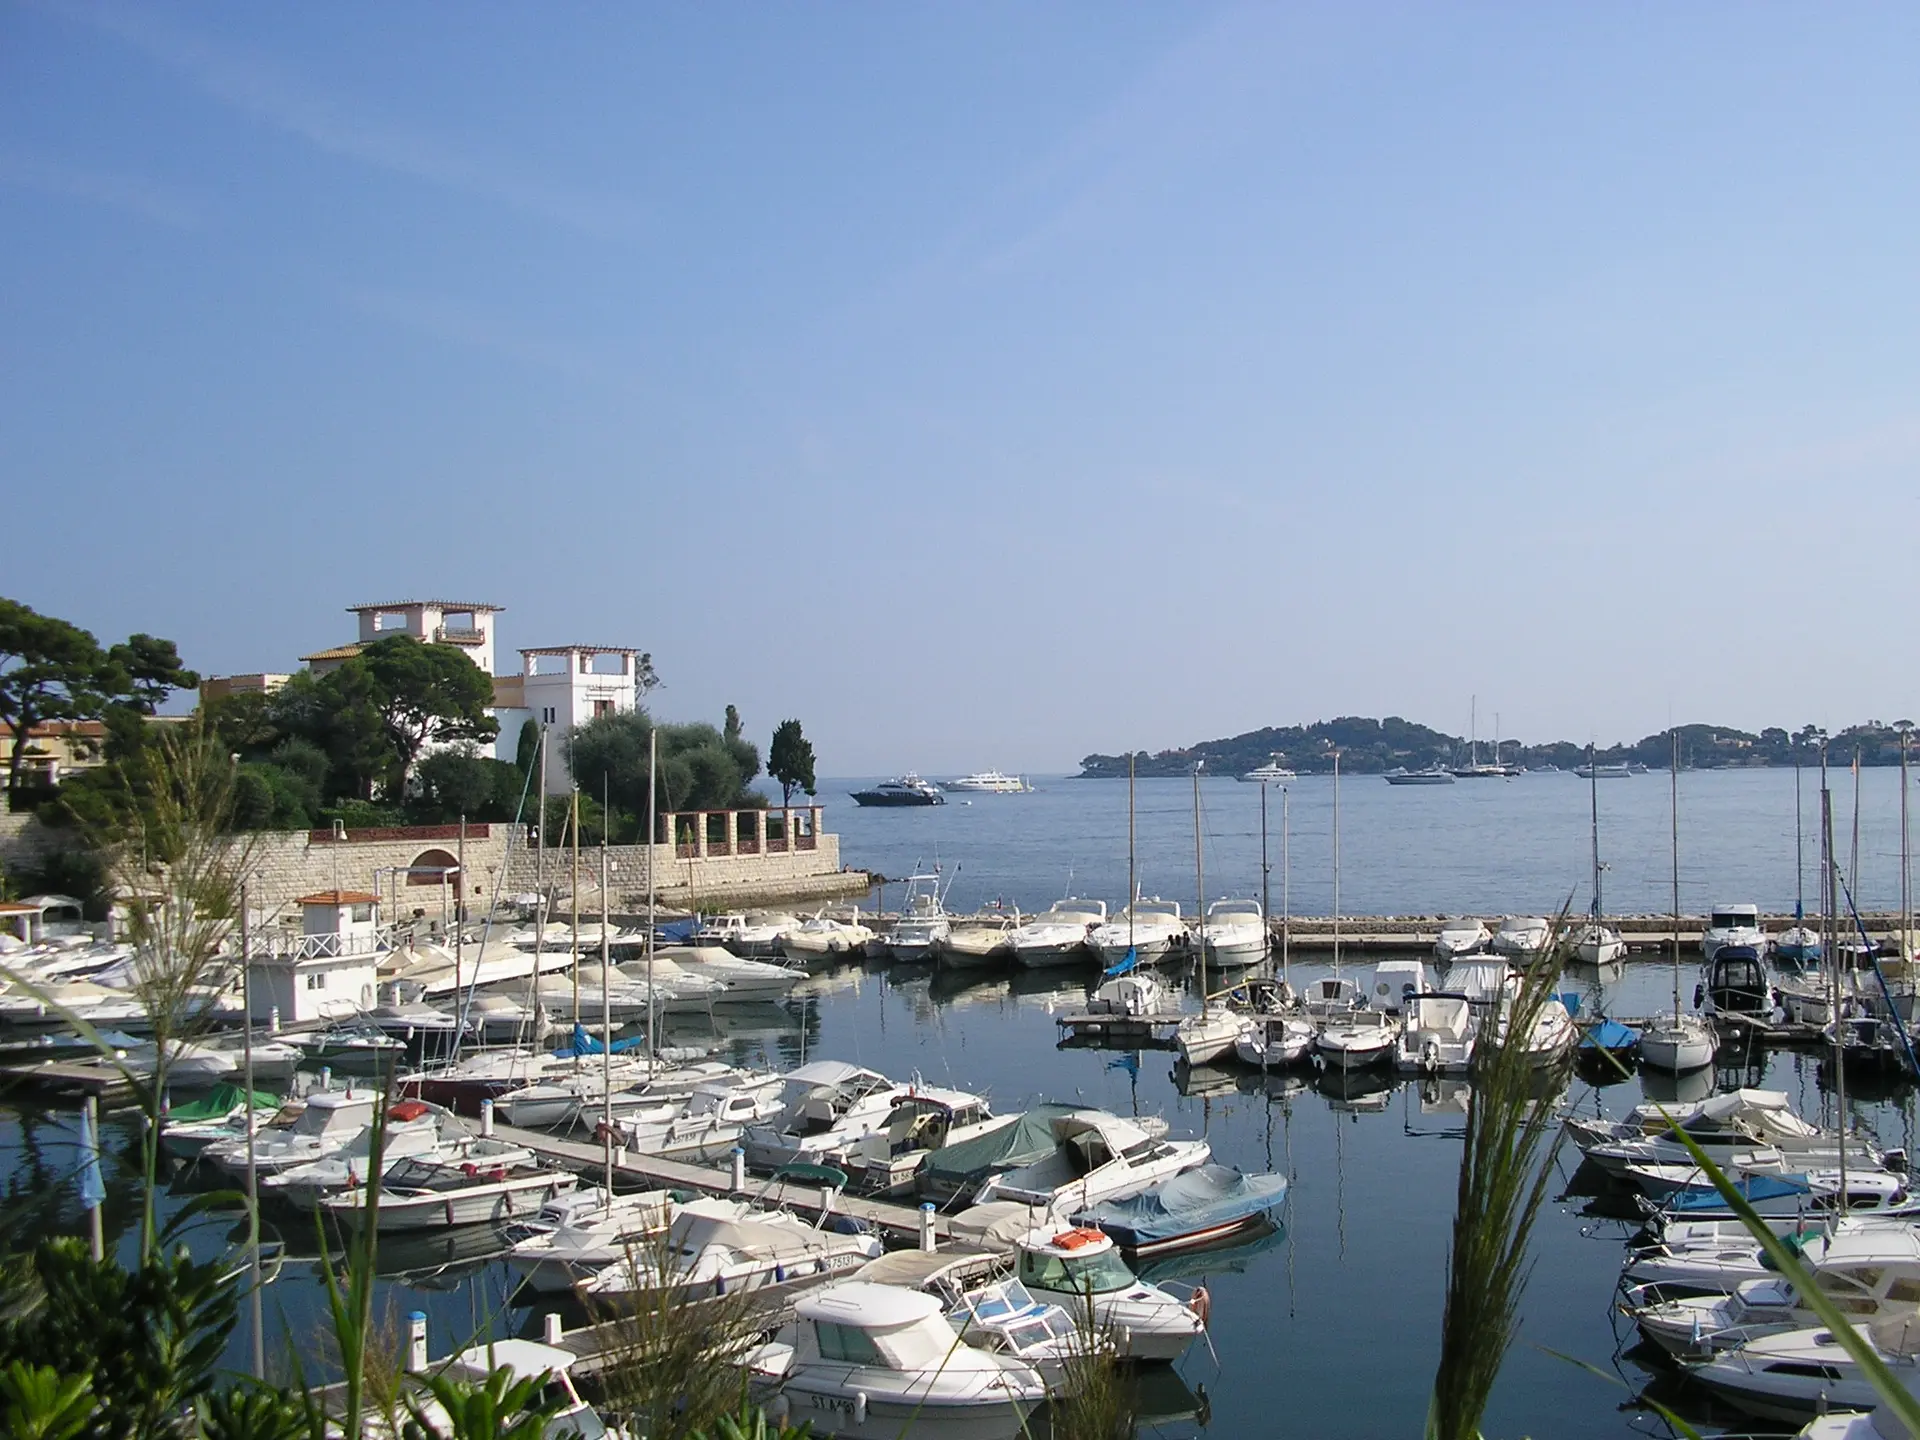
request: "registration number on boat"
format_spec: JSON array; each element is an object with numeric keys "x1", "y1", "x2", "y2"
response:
[{"x1": 810, "y1": 1396, "x2": 855, "y2": 1414}]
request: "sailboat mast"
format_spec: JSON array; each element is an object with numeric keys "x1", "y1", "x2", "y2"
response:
[
  {"x1": 536, "y1": 728, "x2": 548, "y2": 1022},
  {"x1": 1332, "y1": 750, "x2": 1342, "y2": 980},
  {"x1": 646, "y1": 727, "x2": 658, "y2": 1067},
  {"x1": 1670, "y1": 731, "x2": 1681, "y2": 1017},
  {"x1": 570, "y1": 789, "x2": 581, "y2": 1030},
  {"x1": 601, "y1": 777, "x2": 614, "y2": 1197},
  {"x1": 1852, "y1": 748, "x2": 1863, "y2": 901},
  {"x1": 1795, "y1": 745, "x2": 1805, "y2": 923},
  {"x1": 1193, "y1": 764, "x2": 1206, "y2": 995},
  {"x1": 1904, "y1": 730, "x2": 1912, "y2": 966},
  {"x1": 1260, "y1": 781, "x2": 1271, "y2": 944},
  {"x1": 1589, "y1": 743, "x2": 1602, "y2": 920},
  {"x1": 1281, "y1": 786, "x2": 1292, "y2": 987},
  {"x1": 1824, "y1": 769, "x2": 1847, "y2": 1198},
  {"x1": 1127, "y1": 752, "x2": 1136, "y2": 954}
]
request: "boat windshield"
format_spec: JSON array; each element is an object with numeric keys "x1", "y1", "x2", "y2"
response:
[
  {"x1": 1020, "y1": 1246, "x2": 1137, "y2": 1295},
  {"x1": 1711, "y1": 912, "x2": 1753, "y2": 929}
]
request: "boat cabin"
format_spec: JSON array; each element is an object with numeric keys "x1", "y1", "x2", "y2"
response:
[
  {"x1": 1015, "y1": 1227, "x2": 1138, "y2": 1296},
  {"x1": 1702, "y1": 946, "x2": 1771, "y2": 1017},
  {"x1": 771, "y1": 1061, "x2": 899, "y2": 1136},
  {"x1": 1369, "y1": 959, "x2": 1428, "y2": 1014},
  {"x1": 846, "y1": 1087, "x2": 1002, "y2": 1192},
  {"x1": 446, "y1": 1339, "x2": 606, "y2": 1440},
  {"x1": 794, "y1": 1281, "x2": 983, "y2": 1370}
]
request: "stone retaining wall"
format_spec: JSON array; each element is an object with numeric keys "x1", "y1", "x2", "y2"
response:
[
  {"x1": 501, "y1": 834, "x2": 846, "y2": 909},
  {"x1": 240, "y1": 825, "x2": 520, "y2": 922}
]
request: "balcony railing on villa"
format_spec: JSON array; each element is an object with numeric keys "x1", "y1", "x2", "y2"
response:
[
  {"x1": 662, "y1": 806, "x2": 823, "y2": 859},
  {"x1": 434, "y1": 626, "x2": 486, "y2": 645}
]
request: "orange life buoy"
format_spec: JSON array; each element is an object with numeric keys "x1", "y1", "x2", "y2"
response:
[{"x1": 1188, "y1": 1285, "x2": 1212, "y2": 1328}]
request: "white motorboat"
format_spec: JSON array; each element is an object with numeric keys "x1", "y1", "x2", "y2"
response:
[
  {"x1": 642, "y1": 944, "x2": 803, "y2": 998},
  {"x1": 694, "y1": 912, "x2": 799, "y2": 959},
  {"x1": 318, "y1": 1155, "x2": 576, "y2": 1233},
  {"x1": 118, "y1": 1039, "x2": 241, "y2": 1086},
  {"x1": 1009, "y1": 898, "x2": 1106, "y2": 969},
  {"x1": 1432, "y1": 918, "x2": 1491, "y2": 960},
  {"x1": 1629, "y1": 1227, "x2": 1920, "y2": 1360},
  {"x1": 1395, "y1": 993, "x2": 1477, "y2": 1074},
  {"x1": 1234, "y1": 1011, "x2": 1315, "y2": 1068},
  {"x1": 1200, "y1": 900, "x2": 1268, "y2": 966},
  {"x1": 1299, "y1": 975, "x2": 1366, "y2": 1022},
  {"x1": 1584, "y1": 1089, "x2": 1879, "y2": 1178},
  {"x1": 1086, "y1": 971, "x2": 1173, "y2": 1019},
  {"x1": 504, "y1": 1189, "x2": 675, "y2": 1293},
  {"x1": 1174, "y1": 1004, "x2": 1244, "y2": 1067},
  {"x1": 746, "y1": 1282, "x2": 1046, "y2": 1439},
  {"x1": 1491, "y1": 916, "x2": 1552, "y2": 960},
  {"x1": 206, "y1": 1090, "x2": 381, "y2": 1175},
  {"x1": 878, "y1": 878, "x2": 951, "y2": 964},
  {"x1": 939, "y1": 771, "x2": 1033, "y2": 794},
  {"x1": 973, "y1": 1110, "x2": 1210, "y2": 1211},
  {"x1": 1366, "y1": 959, "x2": 1428, "y2": 1014},
  {"x1": 781, "y1": 913, "x2": 876, "y2": 963},
  {"x1": 741, "y1": 1062, "x2": 910, "y2": 1171},
  {"x1": 1088, "y1": 900, "x2": 1189, "y2": 967},
  {"x1": 1012, "y1": 1226, "x2": 1206, "y2": 1362},
  {"x1": 1384, "y1": 765, "x2": 1456, "y2": 785},
  {"x1": 1689, "y1": 1317, "x2": 1920, "y2": 1424},
  {"x1": 844, "y1": 1088, "x2": 1014, "y2": 1195},
  {"x1": 581, "y1": 1196, "x2": 884, "y2": 1305},
  {"x1": 935, "y1": 917, "x2": 1017, "y2": 970},
  {"x1": 158, "y1": 1087, "x2": 288, "y2": 1160},
  {"x1": 1702, "y1": 902, "x2": 1767, "y2": 961},
  {"x1": 603, "y1": 1075, "x2": 787, "y2": 1161},
  {"x1": 420, "y1": 1339, "x2": 620, "y2": 1440},
  {"x1": 942, "y1": 1274, "x2": 1096, "y2": 1391},
  {"x1": 379, "y1": 938, "x2": 573, "y2": 999},
  {"x1": 1315, "y1": 1009, "x2": 1399, "y2": 1071},
  {"x1": 1485, "y1": 979, "x2": 1577, "y2": 1067},
  {"x1": 258, "y1": 1098, "x2": 450, "y2": 1204},
  {"x1": 1237, "y1": 759, "x2": 1296, "y2": 783},
  {"x1": 534, "y1": 966, "x2": 659, "y2": 1024}
]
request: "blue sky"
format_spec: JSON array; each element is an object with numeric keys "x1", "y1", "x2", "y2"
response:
[{"x1": 6, "y1": 3, "x2": 1919, "y2": 773}]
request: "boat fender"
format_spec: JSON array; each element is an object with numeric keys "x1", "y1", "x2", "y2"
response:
[
  {"x1": 1421, "y1": 1039, "x2": 1441, "y2": 1075},
  {"x1": 1188, "y1": 1285, "x2": 1211, "y2": 1328},
  {"x1": 853, "y1": 1393, "x2": 868, "y2": 1426},
  {"x1": 1692, "y1": 983, "x2": 1705, "y2": 1010}
]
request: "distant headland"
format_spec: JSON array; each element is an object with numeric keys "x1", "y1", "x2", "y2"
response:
[{"x1": 1076, "y1": 717, "x2": 1917, "y2": 778}]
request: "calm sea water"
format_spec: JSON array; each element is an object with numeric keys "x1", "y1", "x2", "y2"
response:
[
  {"x1": 831, "y1": 766, "x2": 1915, "y2": 919},
  {"x1": 7, "y1": 768, "x2": 1919, "y2": 1437}
]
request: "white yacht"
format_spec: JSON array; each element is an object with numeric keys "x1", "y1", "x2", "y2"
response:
[
  {"x1": 1088, "y1": 899, "x2": 1189, "y2": 967},
  {"x1": 973, "y1": 1110, "x2": 1209, "y2": 1211},
  {"x1": 1485, "y1": 979, "x2": 1577, "y2": 1067},
  {"x1": 936, "y1": 916, "x2": 1018, "y2": 970},
  {"x1": 781, "y1": 913, "x2": 876, "y2": 963},
  {"x1": 319, "y1": 1155, "x2": 577, "y2": 1233},
  {"x1": 1086, "y1": 970, "x2": 1173, "y2": 1019},
  {"x1": 1433, "y1": 918, "x2": 1491, "y2": 960},
  {"x1": 1315, "y1": 1010, "x2": 1399, "y2": 1071},
  {"x1": 1200, "y1": 900, "x2": 1269, "y2": 966},
  {"x1": 582, "y1": 1197, "x2": 884, "y2": 1305},
  {"x1": 625, "y1": 944, "x2": 802, "y2": 999},
  {"x1": 1234, "y1": 1011, "x2": 1316, "y2": 1068},
  {"x1": 1008, "y1": 898, "x2": 1106, "y2": 969},
  {"x1": 1012, "y1": 1226, "x2": 1206, "y2": 1362},
  {"x1": 746, "y1": 1282, "x2": 1046, "y2": 1439},
  {"x1": 740, "y1": 1062, "x2": 910, "y2": 1171},
  {"x1": 1394, "y1": 993, "x2": 1477, "y2": 1074},
  {"x1": 1639, "y1": 1013, "x2": 1717, "y2": 1074},
  {"x1": 878, "y1": 878, "x2": 951, "y2": 964},
  {"x1": 1174, "y1": 1004, "x2": 1244, "y2": 1067},
  {"x1": 939, "y1": 771, "x2": 1033, "y2": 794},
  {"x1": 1491, "y1": 916, "x2": 1553, "y2": 960},
  {"x1": 1702, "y1": 902, "x2": 1767, "y2": 960},
  {"x1": 206, "y1": 1090, "x2": 381, "y2": 1175},
  {"x1": 1237, "y1": 759, "x2": 1296, "y2": 782},
  {"x1": 1689, "y1": 1317, "x2": 1920, "y2": 1424},
  {"x1": 603, "y1": 1075, "x2": 787, "y2": 1161},
  {"x1": 1573, "y1": 922, "x2": 1627, "y2": 968}
]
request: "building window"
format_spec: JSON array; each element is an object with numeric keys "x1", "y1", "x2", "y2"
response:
[
  {"x1": 593, "y1": 700, "x2": 614, "y2": 717},
  {"x1": 351, "y1": 904, "x2": 372, "y2": 923},
  {"x1": 374, "y1": 611, "x2": 408, "y2": 632},
  {"x1": 543, "y1": 707, "x2": 557, "y2": 724},
  {"x1": 305, "y1": 972, "x2": 328, "y2": 991}
]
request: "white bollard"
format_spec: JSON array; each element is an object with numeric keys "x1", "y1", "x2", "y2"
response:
[
  {"x1": 479, "y1": 1099, "x2": 494, "y2": 1137},
  {"x1": 919, "y1": 1203, "x2": 937, "y2": 1254},
  {"x1": 730, "y1": 1146, "x2": 746, "y2": 1192},
  {"x1": 269, "y1": 1007, "x2": 281, "y2": 1035},
  {"x1": 320, "y1": 1066, "x2": 333, "y2": 1094},
  {"x1": 543, "y1": 1312, "x2": 563, "y2": 1345},
  {"x1": 819, "y1": 1184, "x2": 834, "y2": 1218},
  {"x1": 406, "y1": 1312, "x2": 428, "y2": 1373}
]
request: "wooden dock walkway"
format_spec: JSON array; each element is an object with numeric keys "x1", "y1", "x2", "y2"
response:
[{"x1": 485, "y1": 1122, "x2": 967, "y2": 1246}]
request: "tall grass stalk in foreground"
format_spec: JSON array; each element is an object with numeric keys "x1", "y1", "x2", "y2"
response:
[
  {"x1": 1046, "y1": 1276, "x2": 1131, "y2": 1440},
  {"x1": 1427, "y1": 919, "x2": 1573, "y2": 1440}
]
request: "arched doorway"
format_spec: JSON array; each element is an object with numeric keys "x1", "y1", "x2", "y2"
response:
[{"x1": 407, "y1": 848, "x2": 461, "y2": 897}]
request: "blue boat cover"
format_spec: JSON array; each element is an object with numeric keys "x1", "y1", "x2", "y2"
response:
[
  {"x1": 656, "y1": 919, "x2": 699, "y2": 943},
  {"x1": 556, "y1": 1023, "x2": 648, "y2": 1057},
  {"x1": 1074, "y1": 1164, "x2": 1288, "y2": 1250},
  {"x1": 1578, "y1": 1019, "x2": 1640, "y2": 1052},
  {"x1": 1667, "y1": 1173, "x2": 1811, "y2": 1210}
]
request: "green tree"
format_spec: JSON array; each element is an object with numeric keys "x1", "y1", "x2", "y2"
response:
[
  {"x1": 408, "y1": 750, "x2": 526, "y2": 824},
  {"x1": 723, "y1": 705, "x2": 761, "y2": 787},
  {"x1": 567, "y1": 710, "x2": 761, "y2": 833},
  {"x1": 767, "y1": 720, "x2": 815, "y2": 805},
  {"x1": 0, "y1": 600, "x2": 112, "y2": 796},
  {"x1": 105, "y1": 635, "x2": 198, "y2": 716},
  {"x1": 355, "y1": 637, "x2": 498, "y2": 797}
]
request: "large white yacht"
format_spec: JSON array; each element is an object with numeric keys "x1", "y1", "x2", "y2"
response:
[
  {"x1": 1237, "y1": 758, "x2": 1296, "y2": 782},
  {"x1": 939, "y1": 771, "x2": 1032, "y2": 794},
  {"x1": 1701, "y1": 902, "x2": 1767, "y2": 960}
]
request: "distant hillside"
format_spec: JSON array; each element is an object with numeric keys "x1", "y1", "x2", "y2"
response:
[{"x1": 1077, "y1": 718, "x2": 1917, "y2": 777}]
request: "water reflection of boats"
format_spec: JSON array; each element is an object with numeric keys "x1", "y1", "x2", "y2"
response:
[
  {"x1": 1134, "y1": 1217, "x2": 1288, "y2": 1285},
  {"x1": 289, "y1": 1220, "x2": 515, "y2": 1283},
  {"x1": 1639, "y1": 1062, "x2": 1716, "y2": 1107},
  {"x1": 1170, "y1": 1062, "x2": 1239, "y2": 1099},
  {"x1": 1315, "y1": 1069, "x2": 1396, "y2": 1111},
  {"x1": 1236, "y1": 1070, "x2": 1309, "y2": 1102},
  {"x1": 1122, "y1": 1360, "x2": 1213, "y2": 1428}
]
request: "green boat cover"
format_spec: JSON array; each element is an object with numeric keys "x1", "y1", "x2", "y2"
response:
[
  {"x1": 918, "y1": 1102, "x2": 1082, "y2": 1198},
  {"x1": 165, "y1": 1083, "x2": 282, "y2": 1123}
]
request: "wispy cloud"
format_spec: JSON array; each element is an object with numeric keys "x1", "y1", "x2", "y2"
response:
[
  {"x1": 44, "y1": 0, "x2": 642, "y2": 239},
  {"x1": 0, "y1": 147, "x2": 199, "y2": 229}
]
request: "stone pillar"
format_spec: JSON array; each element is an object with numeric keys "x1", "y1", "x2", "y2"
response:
[
  {"x1": 808, "y1": 806, "x2": 823, "y2": 849},
  {"x1": 783, "y1": 809, "x2": 796, "y2": 853},
  {"x1": 695, "y1": 811, "x2": 709, "y2": 858},
  {"x1": 723, "y1": 809, "x2": 738, "y2": 856},
  {"x1": 754, "y1": 809, "x2": 768, "y2": 854}
]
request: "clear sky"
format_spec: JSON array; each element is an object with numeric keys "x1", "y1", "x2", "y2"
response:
[{"x1": 6, "y1": 3, "x2": 1919, "y2": 773}]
